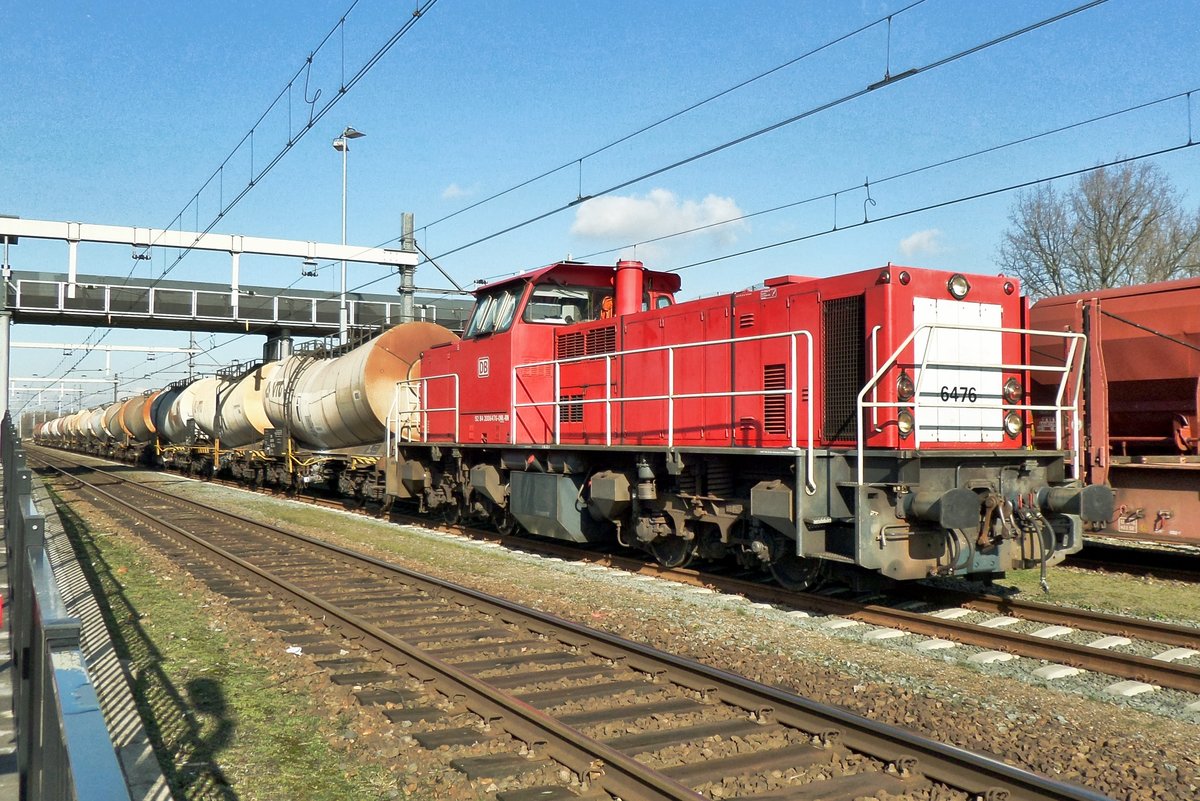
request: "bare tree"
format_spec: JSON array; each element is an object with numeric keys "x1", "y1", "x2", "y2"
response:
[{"x1": 998, "y1": 163, "x2": 1200, "y2": 298}]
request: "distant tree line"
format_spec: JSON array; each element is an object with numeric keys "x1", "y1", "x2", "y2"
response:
[{"x1": 997, "y1": 162, "x2": 1200, "y2": 299}]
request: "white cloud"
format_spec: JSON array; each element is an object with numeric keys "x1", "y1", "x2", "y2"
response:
[
  {"x1": 899, "y1": 228, "x2": 944, "y2": 257},
  {"x1": 570, "y1": 189, "x2": 746, "y2": 249},
  {"x1": 441, "y1": 182, "x2": 474, "y2": 200}
]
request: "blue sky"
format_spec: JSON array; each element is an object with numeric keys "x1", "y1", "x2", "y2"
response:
[{"x1": 3, "y1": 0, "x2": 1198, "y2": 412}]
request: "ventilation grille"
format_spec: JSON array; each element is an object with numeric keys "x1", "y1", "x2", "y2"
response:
[
  {"x1": 763, "y1": 363, "x2": 788, "y2": 435},
  {"x1": 557, "y1": 331, "x2": 585, "y2": 360},
  {"x1": 559, "y1": 393, "x2": 584, "y2": 423},
  {"x1": 585, "y1": 325, "x2": 616, "y2": 354},
  {"x1": 556, "y1": 325, "x2": 617, "y2": 360},
  {"x1": 738, "y1": 313, "x2": 756, "y2": 329},
  {"x1": 822, "y1": 295, "x2": 865, "y2": 440}
]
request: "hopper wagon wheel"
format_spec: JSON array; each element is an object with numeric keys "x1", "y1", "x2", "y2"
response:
[
  {"x1": 769, "y1": 550, "x2": 826, "y2": 592},
  {"x1": 649, "y1": 536, "x2": 696, "y2": 569}
]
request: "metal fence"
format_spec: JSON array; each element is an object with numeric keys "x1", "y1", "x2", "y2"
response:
[{"x1": 2, "y1": 413, "x2": 130, "y2": 801}]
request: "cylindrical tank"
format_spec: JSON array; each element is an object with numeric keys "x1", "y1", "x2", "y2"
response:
[
  {"x1": 263, "y1": 321, "x2": 458, "y2": 450},
  {"x1": 151, "y1": 386, "x2": 184, "y2": 441},
  {"x1": 120, "y1": 391, "x2": 161, "y2": 442},
  {"x1": 102, "y1": 402, "x2": 126, "y2": 439},
  {"x1": 161, "y1": 377, "x2": 218, "y2": 445},
  {"x1": 86, "y1": 408, "x2": 108, "y2": 440},
  {"x1": 215, "y1": 362, "x2": 280, "y2": 448},
  {"x1": 185, "y1": 377, "x2": 222, "y2": 441}
]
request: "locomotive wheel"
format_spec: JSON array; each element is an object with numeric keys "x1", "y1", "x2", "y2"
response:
[
  {"x1": 769, "y1": 551, "x2": 826, "y2": 591},
  {"x1": 649, "y1": 537, "x2": 696, "y2": 569}
]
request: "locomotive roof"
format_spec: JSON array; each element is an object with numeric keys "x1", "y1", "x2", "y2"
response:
[{"x1": 474, "y1": 261, "x2": 682, "y2": 294}]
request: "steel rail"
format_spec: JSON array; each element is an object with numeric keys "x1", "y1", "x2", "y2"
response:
[
  {"x1": 34, "y1": 450, "x2": 1115, "y2": 801},
  {"x1": 37, "y1": 458, "x2": 703, "y2": 801},
  {"x1": 34, "y1": 445, "x2": 1200, "y2": 693}
]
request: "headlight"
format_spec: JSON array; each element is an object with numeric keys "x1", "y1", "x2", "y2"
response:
[
  {"x1": 1003, "y1": 378, "x2": 1022, "y2": 404},
  {"x1": 1004, "y1": 412, "x2": 1023, "y2": 438},
  {"x1": 897, "y1": 371, "x2": 915, "y2": 402},
  {"x1": 897, "y1": 410, "x2": 914, "y2": 438},
  {"x1": 947, "y1": 273, "x2": 971, "y2": 300}
]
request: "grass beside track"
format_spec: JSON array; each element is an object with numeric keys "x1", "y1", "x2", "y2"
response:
[
  {"x1": 999, "y1": 565, "x2": 1200, "y2": 626},
  {"x1": 49, "y1": 486, "x2": 401, "y2": 801}
]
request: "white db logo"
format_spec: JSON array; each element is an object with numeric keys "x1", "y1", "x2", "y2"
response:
[{"x1": 477, "y1": 357, "x2": 490, "y2": 378}]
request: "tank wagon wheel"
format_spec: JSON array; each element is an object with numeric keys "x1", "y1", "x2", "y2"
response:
[
  {"x1": 769, "y1": 551, "x2": 827, "y2": 592},
  {"x1": 492, "y1": 506, "x2": 518, "y2": 537},
  {"x1": 649, "y1": 537, "x2": 696, "y2": 569},
  {"x1": 443, "y1": 501, "x2": 465, "y2": 526}
]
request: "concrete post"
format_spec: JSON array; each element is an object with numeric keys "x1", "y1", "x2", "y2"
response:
[{"x1": 0, "y1": 309, "x2": 11, "y2": 420}]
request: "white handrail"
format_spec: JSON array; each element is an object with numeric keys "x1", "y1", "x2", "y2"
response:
[
  {"x1": 392, "y1": 372, "x2": 459, "y2": 447},
  {"x1": 855, "y1": 323, "x2": 1087, "y2": 486},
  {"x1": 514, "y1": 329, "x2": 817, "y2": 494}
]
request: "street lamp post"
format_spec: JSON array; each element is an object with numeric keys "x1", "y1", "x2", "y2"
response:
[{"x1": 332, "y1": 126, "x2": 366, "y2": 346}]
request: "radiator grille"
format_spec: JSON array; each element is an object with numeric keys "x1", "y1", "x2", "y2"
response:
[
  {"x1": 822, "y1": 295, "x2": 865, "y2": 440},
  {"x1": 763, "y1": 363, "x2": 788, "y2": 435}
]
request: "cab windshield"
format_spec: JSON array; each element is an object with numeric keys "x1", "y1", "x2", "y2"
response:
[
  {"x1": 523, "y1": 284, "x2": 613, "y2": 325},
  {"x1": 464, "y1": 284, "x2": 522, "y2": 338}
]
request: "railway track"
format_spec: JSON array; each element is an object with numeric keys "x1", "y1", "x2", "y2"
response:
[
  {"x1": 36, "y1": 447, "x2": 1200, "y2": 696},
  {"x1": 33, "y1": 449, "x2": 1114, "y2": 801}
]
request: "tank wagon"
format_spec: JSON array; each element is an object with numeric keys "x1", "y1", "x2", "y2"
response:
[
  {"x1": 38, "y1": 261, "x2": 1113, "y2": 588},
  {"x1": 1030, "y1": 277, "x2": 1200, "y2": 544}
]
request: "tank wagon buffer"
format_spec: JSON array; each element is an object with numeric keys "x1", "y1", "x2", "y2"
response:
[{"x1": 391, "y1": 260, "x2": 1113, "y2": 588}]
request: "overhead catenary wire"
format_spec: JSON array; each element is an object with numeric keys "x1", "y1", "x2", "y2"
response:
[
  {"x1": 573, "y1": 87, "x2": 1200, "y2": 262},
  {"x1": 16, "y1": 0, "x2": 1117, "y2": 412},
  {"x1": 411, "y1": 0, "x2": 1109, "y2": 269}
]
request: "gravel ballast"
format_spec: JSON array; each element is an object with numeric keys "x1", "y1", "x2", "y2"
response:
[{"x1": 49, "y1": 462, "x2": 1200, "y2": 800}]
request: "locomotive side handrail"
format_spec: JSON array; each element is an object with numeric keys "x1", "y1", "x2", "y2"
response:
[
  {"x1": 388, "y1": 330, "x2": 818, "y2": 494},
  {"x1": 512, "y1": 329, "x2": 818, "y2": 494},
  {"x1": 856, "y1": 324, "x2": 1087, "y2": 486}
]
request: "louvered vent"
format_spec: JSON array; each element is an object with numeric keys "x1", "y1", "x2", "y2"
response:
[
  {"x1": 559, "y1": 393, "x2": 584, "y2": 423},
  {"x1": 738, "y1": 314, "x2": 755, "y2": 329},
  {"x1": 822, "y1": 294, "x2": 865, "y2": 440},
  {"x1": 557, "y1": 331, "x2": 585, "y2": 360},
  {"x1": 763, "y1": 363, "x2": 788, "y2": 434},
  {"x1": 585, "y1": 325, "x2": 616, "y2": 355}
]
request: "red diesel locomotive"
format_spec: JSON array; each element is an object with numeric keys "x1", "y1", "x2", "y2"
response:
[{"x1": 385, "y1": 259, "x2": 1112, "y2": 588}]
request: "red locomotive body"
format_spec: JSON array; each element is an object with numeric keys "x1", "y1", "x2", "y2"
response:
[
  {"x1": 392, "y1": 260, "x2": 1111, "y2": 586},
  {"x1": 1030, "y1": 277, "x2": 1200, "y2": 543}
]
